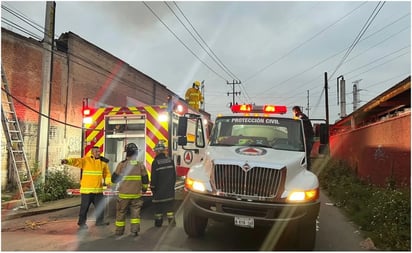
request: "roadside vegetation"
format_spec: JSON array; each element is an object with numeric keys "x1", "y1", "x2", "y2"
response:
[
  {"x1": 2, "y1": 166, "x2": 78, "y2": 204},
  {"x1": 34, "y1": 167, "x2": 79, "y2": 202},
  {"x1": 316, "y1": 158, "x2": 410, "y2": 251}
]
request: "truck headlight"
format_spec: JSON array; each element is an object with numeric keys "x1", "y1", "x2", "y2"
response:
[
  {"x1": 287, "y1": 188, "x2": 319, "y2": 202},
  {"x1": 185, "y1": 177, "x2": 206, "y2": 192}
]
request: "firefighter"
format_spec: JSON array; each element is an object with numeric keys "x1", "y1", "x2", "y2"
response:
[
  {"x1": 111, "y1": 143, "x2": 149, "y2": 237},
  {"x1": 292, "y1": 106, "x2": 314, "y2": 170},
  {"x1": 151, "y1": 140, "x2": 177, "y2": 227},
  {"x1": 185, "y1": 80, "x2": 204, "y2": 110},
  {"x1": 61, "y1": 146, "x2": 111, "y2": 230}
]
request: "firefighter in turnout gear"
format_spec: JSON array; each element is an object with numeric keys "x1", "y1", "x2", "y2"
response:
[
  {"x1": 111, "y1": 143, "x2": 149, "y2": 237},
  {"x1": 185, "y1": 80, "x2": 204, "y2": 110},
  {"x1": 61, "y1": 146, "x2": 111, "y2": 230},
  {"x1": 151, "y1": 140, "x2": 177, "y2": 227}
]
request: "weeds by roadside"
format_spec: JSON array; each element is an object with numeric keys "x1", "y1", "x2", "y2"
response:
[{"x1": 317, "y1": 158, "x2": 410, "y2": 251}]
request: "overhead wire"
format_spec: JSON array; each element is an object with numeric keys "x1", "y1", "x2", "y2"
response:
[
  {"x1": 170, "y1": 1, "x2": 240, "y2": 81},
  {"x1": 329, "y1": 1, "x2": 386, "y2": 80},
  {"x1": 1, "y1": 5, "x2": 45, "y2": 37},
  {"x1": 1, "y1": 3, "x2": 154, "y2": 98},
  {"x1": 243, "y1": 1, "x2": 368, "y2": 83},
  {"x1": 1, "y1": 17, "x2": 42, "y2": 40},
  {"x1": 142, "y1": 1, "x2": 228, "y2": 81},
  {"x1": 170, "y1": 1, "x2": 253, "y2": 104},
  {"x1": 261, "y1": 7, "x2": 408, "y2": 104}
]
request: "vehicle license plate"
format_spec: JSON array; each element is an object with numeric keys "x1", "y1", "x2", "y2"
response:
[{"x1": 234, "y1": 216, "x2": 254, "y2": 228}]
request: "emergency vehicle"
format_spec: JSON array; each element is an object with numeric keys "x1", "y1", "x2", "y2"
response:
[
  {"x1": 67, "y1": 96, "x2": 212, "y2": 197},
  {"x1": 177, "y1": 104, "x2": 322, "y2": 250}
]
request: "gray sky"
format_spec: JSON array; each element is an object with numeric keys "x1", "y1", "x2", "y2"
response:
[{"x1": 1, "y1": 1, "x2": 411, "y2": 122}]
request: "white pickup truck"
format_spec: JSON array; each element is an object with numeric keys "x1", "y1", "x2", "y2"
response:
[{"x1": 177, "y1": 105, "x2": 321, "y2": 250}]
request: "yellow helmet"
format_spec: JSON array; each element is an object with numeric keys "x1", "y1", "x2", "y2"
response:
[{"x1": 193, "y1": 80, "x2": 201, "y2": 88}]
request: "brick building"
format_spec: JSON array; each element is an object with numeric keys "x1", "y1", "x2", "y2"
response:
[{"x1": 1, "y1": 28, "x2": 190, "y2": 190}]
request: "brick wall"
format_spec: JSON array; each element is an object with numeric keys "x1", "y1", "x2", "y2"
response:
[{"x1": 1, "y1": 29, "x2": 180, "y2": 191}]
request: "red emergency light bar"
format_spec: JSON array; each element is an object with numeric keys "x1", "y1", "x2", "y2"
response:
[
  {"x1": 231, "y1": 104, "x2": 287, "y2": 114},
  {"x1": 230, "y1": 104, "x2": 253, "y2": 113}
]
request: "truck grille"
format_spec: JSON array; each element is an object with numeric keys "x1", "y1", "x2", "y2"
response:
[{"x1": 213, "y1": 165, "x2": 285, "y2": 199}]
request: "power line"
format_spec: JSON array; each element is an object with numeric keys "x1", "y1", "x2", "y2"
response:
[
  {"x1": 1, "y1": 5, "x2": 45, "y2": 37},
  {"x1": 171, "y1": 1, "x2": 241, "y2": 81},
  {"x1": 142, "y1": 1, "x2": 228, "y2": 81},
  {"x1": 257, "y1": 10, "x2": 409, "y2": 98},
  {"x1": 243, "y1": 1, "x2": 368, "y2": 83},
  {"x1": 329, "y1": 1, "x2": 386, "y2": 79},
  {"x1": 1, "y1": 17, "x2": 42, "y2": 40}
]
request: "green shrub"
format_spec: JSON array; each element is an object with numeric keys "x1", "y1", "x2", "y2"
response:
[
  {"x1": 318, "y1": 158, "x2": 411, "y2": 251},
  {"x1": 35, "y1": 168, "x2": 79, "y2": 202}
]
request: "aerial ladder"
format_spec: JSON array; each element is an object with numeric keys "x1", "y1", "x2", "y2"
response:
[{"x1": 1, "y1": 65, "x2": 40, "y2": 209}]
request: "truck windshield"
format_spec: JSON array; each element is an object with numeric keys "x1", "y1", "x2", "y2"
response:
[{"x1": 209, "y1": 116, "x2": 305, "y2": 152}]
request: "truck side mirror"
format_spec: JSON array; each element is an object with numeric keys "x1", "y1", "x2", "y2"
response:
[{"x1": 177, "y1": 117, "x2": 188, "y2": 136}]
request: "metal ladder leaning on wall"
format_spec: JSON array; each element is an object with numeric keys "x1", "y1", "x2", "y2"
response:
[{"x1": 1, "y1": 65, "x2": 40, "y2": 209}]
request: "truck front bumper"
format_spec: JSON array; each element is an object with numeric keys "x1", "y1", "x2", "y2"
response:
[{"x1": 186, "y1": 191, "x2": 320, "y2": 227}]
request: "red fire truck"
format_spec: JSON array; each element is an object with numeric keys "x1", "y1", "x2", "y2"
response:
[{"x1": 68, "y1": 96, "x2": 212, "y2": 197}]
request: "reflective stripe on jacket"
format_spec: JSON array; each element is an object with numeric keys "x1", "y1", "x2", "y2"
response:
[
  {"x1": 67, "y1": 156, "x2": 111, "y2": 194},
  {"x1": 114, "y1": 158, "x2": 149, "y2": 199}
]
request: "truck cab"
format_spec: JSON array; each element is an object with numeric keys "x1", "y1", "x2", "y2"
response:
[{"x1": 177, "y1": 105, "x2": 321, "y2": 250}]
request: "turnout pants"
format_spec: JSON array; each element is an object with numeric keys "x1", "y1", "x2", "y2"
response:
[
  {"x1": 115, "y1": 198, "x2": 143, "y2": 235},
  {"x1": 154, "y1": 200, "x2": 175, "y2": 225},
  {"x1": 78, "y1": 193, "x2": 105, "y2": 226}
]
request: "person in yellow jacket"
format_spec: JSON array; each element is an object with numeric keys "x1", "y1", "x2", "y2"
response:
[
  {"x1": 185, "y1": 80, "x2": 204, "y2": 110},
  {"x1": 111, "y1": 143, "x2": 149, "y2": 237},
  {"x1": 61, "y1": 146, "x2": 111, "y2": 230}
]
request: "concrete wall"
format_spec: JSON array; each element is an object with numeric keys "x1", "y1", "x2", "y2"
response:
[{"x1": 329, "y1": 112, "x2": 410, "y2": 186}]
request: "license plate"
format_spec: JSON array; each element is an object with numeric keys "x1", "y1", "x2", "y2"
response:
[{"x1": 234, "y1": 216, "x2": 254, "y2": 228}]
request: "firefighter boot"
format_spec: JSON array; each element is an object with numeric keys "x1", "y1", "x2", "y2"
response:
[
  {"x1": 154, "y1": 213, "x2": 163, "y2": 227},
  {"x1": 167, "y1": 212, "x2": 176, "y2": 227}
]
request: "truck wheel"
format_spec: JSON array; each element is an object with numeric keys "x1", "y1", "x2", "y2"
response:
[
  {"x1": 297, "y1": 218, "x2": 316, "y2": 250},
  {"x1": 183, "y1": 207, "x2": 208, "y2": 238}
]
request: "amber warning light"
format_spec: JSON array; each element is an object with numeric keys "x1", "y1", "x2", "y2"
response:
[{"x1": 231, "y1": 104, "x2": 287, "y2": 114}]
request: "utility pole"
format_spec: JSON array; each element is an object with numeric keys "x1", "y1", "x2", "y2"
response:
[
  {"x1": 324, "y1": 72, "x2": 330, "y2": 154},
  {"x1": 226, "y1": 80, "x2": 241, "y2": 106},
  {"x1": 306, "y1": 90, "x2": 310, "y2": 117},
  {"x1": 36, "y1": 1, "x2": 55, "y2": 184}
]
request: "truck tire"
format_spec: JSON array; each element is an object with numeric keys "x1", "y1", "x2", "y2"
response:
[{"x1": 183, "y1": 207, "x2": 208, "y2": 238}]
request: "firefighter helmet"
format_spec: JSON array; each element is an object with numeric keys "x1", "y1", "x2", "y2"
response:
[
  {"x1": 193, "y1": 80, "x2": 201, "y2": 88},
  {"x1": 125, "y1": 143, "x2": 138, "y2": 157},
  {"x1": 154, "y1": 140, "x2": 167, "y2": 152}
]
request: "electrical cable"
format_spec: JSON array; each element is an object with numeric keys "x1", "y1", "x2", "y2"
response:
[
  {"x1": 1, "y1": 5, "x2": 45, "y2": 38},
  {"x1": 329, "y1": 1, "x2": 386, "y2": 80},
  {"x1": 257, "y1": 11, "x2": 409, "y2": 98},
  {"x1": 142, "y1": 1, "x2": 228, "y2": 81},
  {"x1": 243, "y1": 2, "x2": 368, "y2": 83},
  {"x1": 172, "y1": 1, "x2": 241, "y2": 81},
  {"x1": 1, "y1": 17, "x2": 42, "y2": 40}
]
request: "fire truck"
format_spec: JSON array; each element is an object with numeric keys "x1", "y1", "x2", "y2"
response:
[
  {"x1": 67, "y1": 96, "x2": 212, "y2": 197},
  {"x1": 177, "y1": 104, "x2": 322, "y2": 250}
]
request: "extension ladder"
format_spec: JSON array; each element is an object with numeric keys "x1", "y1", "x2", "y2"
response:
[{"x1": 1, "y1": 65, "x2": 40, "y2": 209}]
